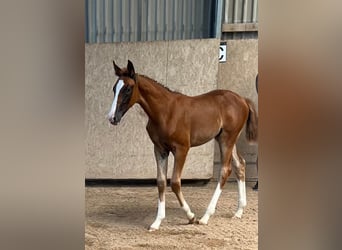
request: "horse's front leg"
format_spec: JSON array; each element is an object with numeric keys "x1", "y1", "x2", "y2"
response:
[
  {"x1": 171, "y1": 146, "x2": 196, "y2": 224},
  {"x1": 149, "y1": 146, "x2": 169, "y2": 231}
]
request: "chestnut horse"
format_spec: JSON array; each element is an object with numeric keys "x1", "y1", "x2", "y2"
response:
[{"x1": 108, "y1": 60, "x2": 258, "y2": 231}]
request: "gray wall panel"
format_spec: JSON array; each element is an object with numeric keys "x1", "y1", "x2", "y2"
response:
[{"x1": 85, "y1": 0, "x2": 221, "y2": 43}]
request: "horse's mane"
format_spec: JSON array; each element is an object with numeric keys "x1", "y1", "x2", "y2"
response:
[{"x1": 138, "y1": 74, "x2": 179, "y2": 94}]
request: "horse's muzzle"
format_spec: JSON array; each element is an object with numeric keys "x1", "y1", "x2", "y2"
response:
[{"x1": 109, "y1": 116, "x2": 120, "y2": 125}]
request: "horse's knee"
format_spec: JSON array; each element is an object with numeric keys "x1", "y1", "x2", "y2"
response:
[
  {"x1": 157, "y1": 178, "x2": 166, "y2": 187},
  {"x1": 156, "y1": 178, "x2": 166, "y2": 194},
  {"x1": 171, "y1": 180, "x2": 181, "y2": 194}
]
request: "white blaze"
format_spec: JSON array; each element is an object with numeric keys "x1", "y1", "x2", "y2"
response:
[{"x1": 108, "y1": 80, "x2": 124, "y2": 119}]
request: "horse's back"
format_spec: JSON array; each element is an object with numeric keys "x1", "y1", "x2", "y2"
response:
[{"x1": 191, "y1": 89, "x2": 247, "y2": 115}]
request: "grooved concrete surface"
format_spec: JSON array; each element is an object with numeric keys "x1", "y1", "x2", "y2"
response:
[{"x1": 85, "y1": 181, "x2": 258, "y2": 249}]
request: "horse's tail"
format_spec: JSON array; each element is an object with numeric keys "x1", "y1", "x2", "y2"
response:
[{"x1": 245, "y1": 98, "x2": 258, "y2": 143}]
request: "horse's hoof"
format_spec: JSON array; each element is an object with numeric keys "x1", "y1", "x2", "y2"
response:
[
  {"x1": 233, "y1": 215, "x2": 242, "y2": 219},
  {"x1": 234, "y1": 210, "x2": 243, "y2": 219},
  {"x1": 198, "y1": 219, "x2": 208, "y2": 225},
  {"x1": 148, "y1": 226, "x2": 159, "y2": 232},
  {"x1": 188, "y1": 216, "x2": 197, "y2": 224}
]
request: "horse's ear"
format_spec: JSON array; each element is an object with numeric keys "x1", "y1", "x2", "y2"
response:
[
  {"x1": 113, "y1": 61, "x2": 123, "y2": 76},
  {"x1": 127, "y1": 60, "x2": 135, "y2": 79}
]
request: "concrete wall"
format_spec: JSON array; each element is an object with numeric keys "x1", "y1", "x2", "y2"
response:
[
  {"x1": 216, "y1": 39, "x2": 259, "y2": 180},
  {"x1": 85, "y1": 39, "x2": 220, "y2": 179}
]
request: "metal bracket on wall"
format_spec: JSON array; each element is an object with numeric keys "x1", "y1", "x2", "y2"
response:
[{"x1": 221, "y1": 23, "x2": 258, "y2": 33}]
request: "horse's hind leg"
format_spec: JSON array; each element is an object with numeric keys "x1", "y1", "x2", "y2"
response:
[
  {"x1": 231, "y1": 144, "x2": 247, "y2": 218},
  {"x1": 199, "y1": 135, "x2": 234, "y2": 225},
  {"x1": 171, "y1": 146, "x2": 196, "y2": 224},
  {"x1": 149, "y1": 146, "x2": 169, "y2": 231}
]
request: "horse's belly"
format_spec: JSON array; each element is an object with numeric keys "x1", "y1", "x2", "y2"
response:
[
  {"x1": 189, "y1": 113, "x2": 222, "y2": 147},
  {"x1": 190, "y1": 125, "x2": 220, "y2": 147},
  {"x1": 190, "y1": 136, "x2": 214, "y2": 147}
]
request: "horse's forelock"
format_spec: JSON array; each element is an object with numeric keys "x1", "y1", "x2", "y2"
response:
[{"x1": 119, "y1": 68, "x2": 136, "y2": 79}]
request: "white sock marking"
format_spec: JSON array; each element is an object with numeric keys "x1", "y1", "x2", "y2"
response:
[
  {"x1": 234, "y1": 180, "x2": 246, "y2": 218},
  {"x1": 108, "y1": 80, "x2": 124, "y2": 119},
  {"x1": 157, "y1": 199, "x2": 165, "y2": 219},
  {"x1": 199, "y1": 183, "x2": 222, "y2": 225},
  {"x1": 149, "y1": 199, "x2": 165, "y2": 230},
  {"x1": 207, "y1": 183, "x2": 222, "y2": 215},
  {"x1": 231, "y1": 144, "x2": 247, "y2": 218},
  {"x1": 182, "y1": 201, "x2": 195, "y2": 220},
  {"x1": 237, "y1": 180, "x2": 246, "y2": 207}
]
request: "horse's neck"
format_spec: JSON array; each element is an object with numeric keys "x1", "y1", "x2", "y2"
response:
[{"x1": 136, "y1": 75, "x2": 173, "y2": 121}]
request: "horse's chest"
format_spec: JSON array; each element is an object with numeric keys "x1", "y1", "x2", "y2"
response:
[
  {"x1": 147, "y1": 125, "x2": 172, "y2": 142},
  {"x1": 146, "y1": 121, "x2": 185, "y2": 148}
]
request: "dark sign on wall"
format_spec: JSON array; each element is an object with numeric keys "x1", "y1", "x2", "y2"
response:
[{"x1": 219, "y1": 42, "x2": 227, "y2": 62}]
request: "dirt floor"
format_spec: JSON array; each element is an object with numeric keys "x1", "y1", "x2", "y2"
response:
[{"x1": 85, "y1": 181, "x2": 258, "y2": 250}]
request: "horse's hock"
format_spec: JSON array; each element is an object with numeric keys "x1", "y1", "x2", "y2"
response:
[{"x1": 85, "y1": 39, "x2": 258, "y2": 180}]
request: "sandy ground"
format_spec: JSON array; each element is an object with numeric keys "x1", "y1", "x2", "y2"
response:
[{"x1": 85, "y1": 181, "x2": 258, "y2": 250}]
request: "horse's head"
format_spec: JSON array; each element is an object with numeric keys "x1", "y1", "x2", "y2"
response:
[{"x1": 108, "y1": 60, "x2": 138, "y2": 125}]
